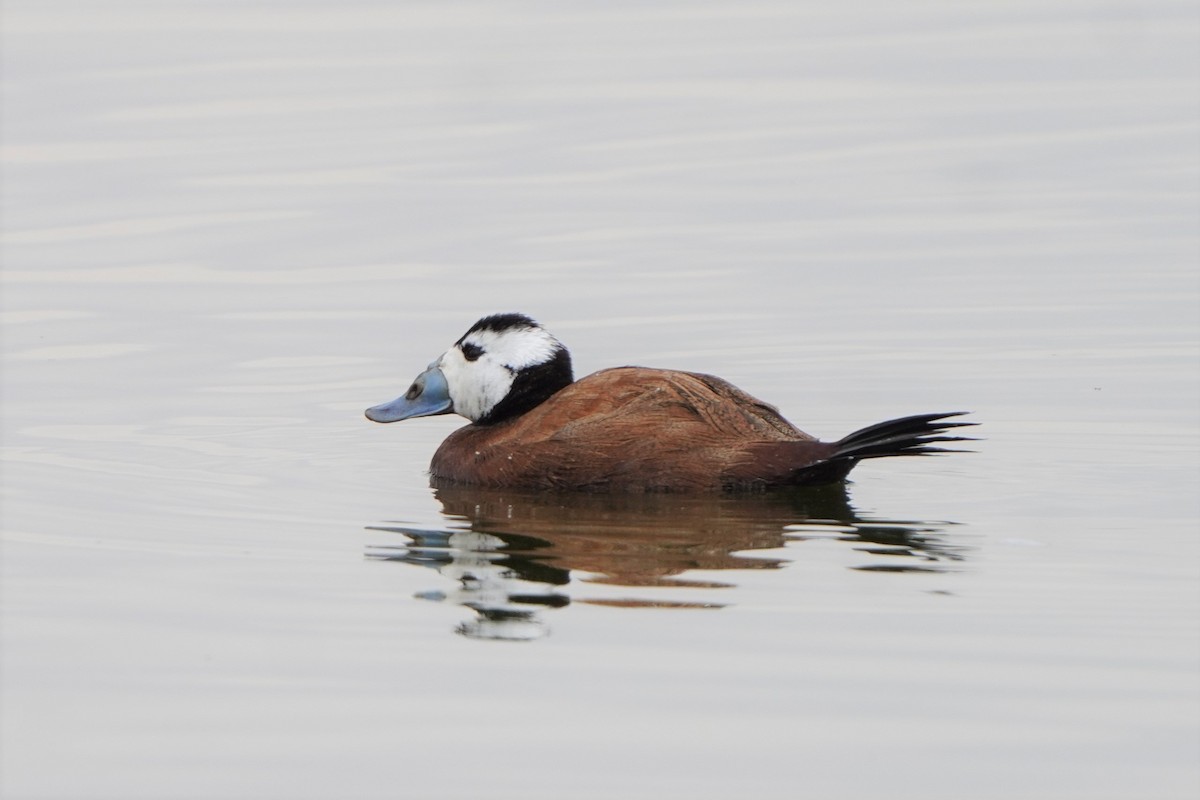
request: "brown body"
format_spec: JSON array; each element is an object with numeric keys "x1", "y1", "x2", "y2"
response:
[{"x1": 430, "y1": 367, "x2": 839, "y2": 492}]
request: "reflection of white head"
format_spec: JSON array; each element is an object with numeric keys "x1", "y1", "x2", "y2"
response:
[{"x1": 438, "y1": 313, "x2": 573, "y2": 424}]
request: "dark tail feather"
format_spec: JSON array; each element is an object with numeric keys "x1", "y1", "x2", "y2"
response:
[
  {"x1": 834, "y1": 411, "x2": 977, "y2": 460},
  {"x1": 789, "y1": 412, "x2": 976, "y2": 486}
]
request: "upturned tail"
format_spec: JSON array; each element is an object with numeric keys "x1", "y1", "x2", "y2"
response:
[{"x1": 790, "y1": 411, "x2": 977, "y2": 485}]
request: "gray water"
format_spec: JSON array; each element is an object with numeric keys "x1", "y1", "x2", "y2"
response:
[{"x1": 3, "y1": 2, "x2": 1199, "y2": 799}]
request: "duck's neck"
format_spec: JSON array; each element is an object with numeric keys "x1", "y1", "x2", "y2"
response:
[{"x1": 476, "y1": 348, "x2": 574, "y2": 425}]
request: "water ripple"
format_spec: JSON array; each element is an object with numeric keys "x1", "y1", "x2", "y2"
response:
[{"x1": 367, "y1": 485, "x2": 968, "y2": 640}]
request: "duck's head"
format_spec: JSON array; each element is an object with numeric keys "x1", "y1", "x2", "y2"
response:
[{"x1": 365, "y1": 313, "x2": 574, "y2": 426}]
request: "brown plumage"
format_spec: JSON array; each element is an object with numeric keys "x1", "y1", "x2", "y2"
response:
[
  {"x1": 365, "y1": 314, "x2": 974, "y2": 493},
  {"x1": 430, "y1": 367, "x2": 968, "y2": 491}
]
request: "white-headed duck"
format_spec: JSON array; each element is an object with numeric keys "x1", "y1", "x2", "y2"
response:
[{"x1": 366, "y1": 313, "x2": 974, "y2": 492}]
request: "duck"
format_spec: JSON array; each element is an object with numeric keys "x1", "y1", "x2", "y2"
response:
[{"x1": 365, "y1": 313, "x2": 974, "y2": 492}]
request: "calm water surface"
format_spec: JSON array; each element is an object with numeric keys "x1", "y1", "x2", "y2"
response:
[{"x1": 3, "y1": 2, "x2": 1199, "y2": 799}]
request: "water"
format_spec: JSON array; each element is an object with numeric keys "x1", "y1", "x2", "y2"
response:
[{"x1": 3, "y1": 1, "x2": 1198, "y2": 798}]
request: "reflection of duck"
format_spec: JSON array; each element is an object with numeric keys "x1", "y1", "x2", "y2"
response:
[
  {"x1": 365, "y1": 313, "x2": 975, "y2": 492},
  {"x1": 368, "y1": 485, "x2": 966, "y2": 640}
]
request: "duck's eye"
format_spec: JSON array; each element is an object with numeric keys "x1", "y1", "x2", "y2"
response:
[{"x1": 461, "y1": 342, "x2": 484, "y2": 362}]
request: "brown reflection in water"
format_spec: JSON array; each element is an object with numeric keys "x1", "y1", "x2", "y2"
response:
[{"x1": 368, "y1": 484, "x2": 965, "y2": 640}]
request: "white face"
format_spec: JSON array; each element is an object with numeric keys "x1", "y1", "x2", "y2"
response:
[{"x1": 436, "y1": 323, "x2": 563, "y2": 422}]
